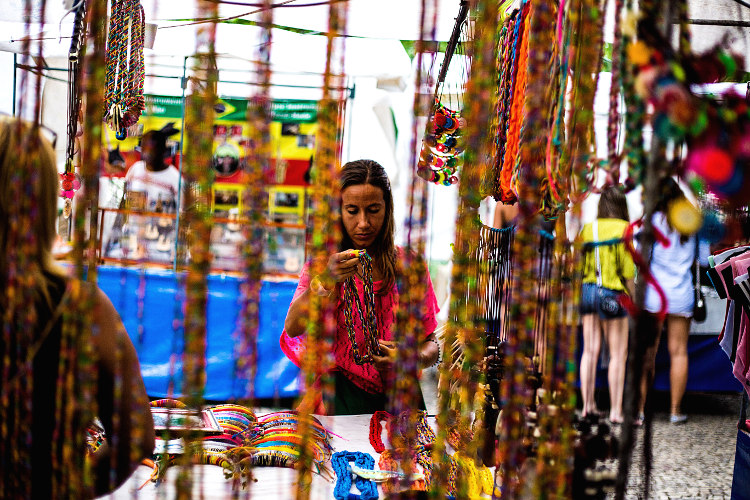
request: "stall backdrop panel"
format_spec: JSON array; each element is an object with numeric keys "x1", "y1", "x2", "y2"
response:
[{"x1": 97, "y1": 265, "x2": 300, "y2": 399}]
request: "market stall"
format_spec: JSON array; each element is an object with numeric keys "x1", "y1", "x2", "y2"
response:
[{"x1": 4, "y1": 0, "x2": 750, "y2": 499}]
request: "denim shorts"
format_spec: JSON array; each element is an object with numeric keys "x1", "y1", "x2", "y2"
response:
[{"x1": 581, "y1": 282, "x2": 627, "y2": 319}]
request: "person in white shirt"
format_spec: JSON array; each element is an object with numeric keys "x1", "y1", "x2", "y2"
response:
[
  {"x1": 640, "y1": 177, "x2": 709, "y2": 425},
  {"x1": 105, "y1": 123, "x2": 183, "y2": 262}
]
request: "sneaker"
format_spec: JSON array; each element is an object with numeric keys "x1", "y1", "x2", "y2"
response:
[{"x1": 670, "y1": 414, "x2": 688, "y2": 425}]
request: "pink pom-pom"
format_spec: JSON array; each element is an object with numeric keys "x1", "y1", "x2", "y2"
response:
[{"x1": 687, "y1": 147, "x2": 733, "y2": 184}]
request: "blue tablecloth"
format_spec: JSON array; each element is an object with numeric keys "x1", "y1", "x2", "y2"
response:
[{"x1": 97, "y1": 265, "x2": 300, "y2": 400}]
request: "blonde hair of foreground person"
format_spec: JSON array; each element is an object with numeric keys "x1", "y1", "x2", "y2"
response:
[{"x1": 0, "y1": 117, "x2": 154, "y2": 498}]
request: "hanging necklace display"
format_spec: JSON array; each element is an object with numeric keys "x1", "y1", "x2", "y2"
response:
[
  {"x1": 488, "y1": 9, "x2": 519, "y2": 200},
  {"x1": 417, "y1": 100, "x2": 465, "y2": 186},
  {"x1": 416, "y1": 4, "x2": 470, "y2": 187},
  {"x1": 103, "y1": 0, "x2": 146, "y2": 140},
  {"x1": 341, "y1": 250, "x2": 379, "y2": 365},
  {"x1": 500, "y1": 3, "x2": 530, "y2": 205},
  {"x1": 60, "y1": 2, "x2": 86, "y2": 217}
]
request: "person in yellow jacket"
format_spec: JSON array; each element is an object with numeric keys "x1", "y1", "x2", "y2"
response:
[{"x1": 578, "y1": 186, "x2": 635, "y2": 424}]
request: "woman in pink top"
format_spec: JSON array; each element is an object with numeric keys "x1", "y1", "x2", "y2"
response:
[{"x1": 281, "y1": 159, "x2": 440, "y2": 414}]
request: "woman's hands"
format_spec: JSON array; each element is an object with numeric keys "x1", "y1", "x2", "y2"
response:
[
  {"x1": 372, "y1": 340, "x2": 397, "y2": 372},
  {"x1": 285, "y1": 249, "x2": 362, "y2": 336},
  {"x1": 321, "y1": 249, "x2": 362, "y2": 285},
  {"x1": 371, "y1": 336, "x2": 440, "y2": 373}
]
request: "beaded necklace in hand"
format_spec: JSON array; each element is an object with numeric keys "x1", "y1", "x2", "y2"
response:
[
  {"x1": 340, "y1": 249, "x2": 379, "y2": 365},
  {"x1": 332, "y1": 451, "x2": 378, "y2": 500}
]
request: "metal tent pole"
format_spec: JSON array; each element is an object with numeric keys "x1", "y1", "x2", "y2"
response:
[
  {"x1": 13, "y1": 53, "x2": 17, "y2": 116},
  {"x1": 173, "y1": 56, "x2": 188, "y2": 272}
]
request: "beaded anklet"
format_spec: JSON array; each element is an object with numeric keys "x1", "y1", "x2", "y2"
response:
[{"x1": 332, "y1": 451, "x2": 378, "y2": 500}]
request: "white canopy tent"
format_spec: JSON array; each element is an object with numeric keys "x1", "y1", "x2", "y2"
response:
[
  {"x1": 0, "y1": 0, "x2": 473, "y2": 271},
  {"x1": 2, "y1": 0, "x2": 750, "y2": 268}
]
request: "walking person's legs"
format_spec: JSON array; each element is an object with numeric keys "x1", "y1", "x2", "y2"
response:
[
  {"x1": 666, "y1": 315, "x2": 691, "y2": 423},
  {"x1": 603, "y1": 316, "x2": 629, "y2": 423},
  {"x1": 581, "y1": 313, "x2": 602, "y2": 416}
]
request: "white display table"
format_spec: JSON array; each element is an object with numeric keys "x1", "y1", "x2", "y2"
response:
[{"x1": 107, "y1": 413, "x2": 438, "y2": 500}]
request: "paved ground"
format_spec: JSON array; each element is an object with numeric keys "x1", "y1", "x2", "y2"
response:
[
  {"x1": 420, "y1": 368, "x2": 744, "y2": 499},
  {"x1": 620, "y1": 392, "x2": 742, "y2": 500}
]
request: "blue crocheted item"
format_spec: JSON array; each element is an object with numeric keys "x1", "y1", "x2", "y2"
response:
[{"x1": 332, "y1": 451, "x2": 378, "y2": 500}]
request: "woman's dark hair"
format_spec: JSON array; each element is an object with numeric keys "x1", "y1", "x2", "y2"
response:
[
  {"x1": 339, "y1": 159, "x2": 397, "y2": 293},
  {"x1": 655, "y1": 176, "x2": 689, "y2": 242},
  {"x1": 655, "y1": 176, "x2": 686, "y2": 214},
  {"x1": 597, "y1": 185, "x2": 629, "y2": 221}
]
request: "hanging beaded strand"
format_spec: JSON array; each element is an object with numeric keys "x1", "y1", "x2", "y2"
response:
[
  {"x1": 235, "y1": 1, "x2": 275, "y2": 490},
  {"x1": 384, "y1": 0, "x2": 438, "y2": 490},
  {"x1": 528, "y1": 5, "x2": 577, "y2": 492},
  {"x1": 103, "y1": 0, "x2": 146, "y2": 139},
  {"x1": 606, "y1": 0, "x2": 625, "y2": 184},
  {"x1": 174, "y1": 0, "x2": 219, "y2": 496},
  {"x1": 432, "y1": 0, "x2": 500, "y2": 497},
  {"x1": 535, "y1": 1, "x2": 583, "y2": 478},
  {"x1": 1, "y1": 0, "x2": 46, "y2": 495},
  {"x1": 69, "y1": 0, "x2": 111, "y2": 495},
  {"x1": 296, "y1": 1, "x2": 349, "y2": 497},
  {"x1": 2, "y1": 117, "x2": 46, "y2": 496},
  {"x1": 60, "y1": 2, "x2": 87, "y2": 219},
  {"x1": 620, "y1": 0, "x2": 646, "y2": 192}
]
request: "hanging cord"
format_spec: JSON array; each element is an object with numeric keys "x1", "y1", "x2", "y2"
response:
[
  {"x1": 60, "y1": 0, "x2": 86, "y2": 217},
  {"x1": 606, "y1": 0, "x2": 625, "y2": 184},
  {"x1": 103, "y1": 0, "x2": 146, "y2": 140},
  {"x1": 418, "y1": 1, "x2": 469, "y2": 187},
  {"x1": 532, "y1": 229, "x2": 554, "y2": 379},
  {"x1": 544, "y1": 8, "x2": 570, "y2": 207},
  {"x1": 618, "y1": 218, "x2": 670, "y2": 321}
]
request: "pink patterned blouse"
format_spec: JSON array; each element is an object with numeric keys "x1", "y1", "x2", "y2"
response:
[{"x1": 279, "y1": 250, "x2": 439, "y2": 394}]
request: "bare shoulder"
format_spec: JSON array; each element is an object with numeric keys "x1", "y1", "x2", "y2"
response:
[{"x1": 494, "y1": 203, "x2": 519, "y2": 228}]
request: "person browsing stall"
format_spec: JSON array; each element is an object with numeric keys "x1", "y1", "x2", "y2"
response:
[
  {"x1": 639, "y1": 177, "x2": 709, "y2": 425},
  {"x1": 281, "y1": 159, "x2": 440, "y2": 415},
  {"x1": 106, "y1": 123, "x2": 183, "y2": 262},
  {"x1": 578, "y1": 186, "x2": 635, "y2": 425},
  {"x1": 0, "y1": 117, "x2": 154, "y2": 498}
]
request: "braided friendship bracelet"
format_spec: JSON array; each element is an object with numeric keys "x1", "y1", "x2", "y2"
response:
[
  {"x1": 341, "y1": 250, "x2": 379, "y2": 364},
  {"x1": 368, "y1": 410, "x2": 391, "y2": 453},
  {"x1": 331, "y1": 451, "x2": 378, "y2": 500}
]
